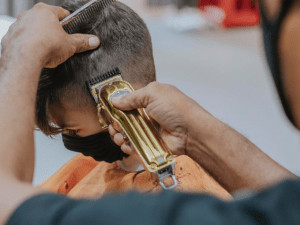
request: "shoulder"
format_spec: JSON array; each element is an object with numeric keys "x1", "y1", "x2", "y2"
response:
[
  {"x1": 39, "y1": 154, "x2": 100, "y2": 194},
  {"x1": 174, "y1": 155, "x2": 232, "y2": 200}
]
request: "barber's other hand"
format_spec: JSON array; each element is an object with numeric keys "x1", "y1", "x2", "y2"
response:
[
  {"x1": 111, "y1": 82, "x2": 212, "y2": 156},
  {"x1": 1, "y1": 3, "x2": 100, "y2": 68}
]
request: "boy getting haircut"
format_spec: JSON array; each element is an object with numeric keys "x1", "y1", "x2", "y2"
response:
[
  {"x1": 36, "y1": 0, "x2": 156, "y2": 136},
  {"x1": 38, "y1": 0, "x2": 231, "y2": 200},
  {"x1": 36, "y1": 0, "x2": 156, "y2": 163}
]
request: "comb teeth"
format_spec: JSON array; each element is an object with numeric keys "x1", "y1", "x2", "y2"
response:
[
  {"x1": 62, "y1": 0, "x2": 116, "y2": 34},
  {"x1": 87, "y1": 67, "x2": 121, "y2": 88}
]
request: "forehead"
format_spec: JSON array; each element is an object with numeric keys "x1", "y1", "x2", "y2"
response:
[{"x1": 49, "y1": 100, "x2": 98, "y2": 127}]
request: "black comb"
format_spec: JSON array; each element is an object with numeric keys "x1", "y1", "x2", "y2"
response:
[
  {"x1": 40, "y1": 0, "x2": 115, "y2": 86},
  {"x1": 61, "y1": 0, "x2": 116, "y2": 34}
]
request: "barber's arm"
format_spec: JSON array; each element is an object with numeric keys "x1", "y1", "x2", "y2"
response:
[
  {"x1": 111, "y1": 82, "x2": 297, "y2": 192},
  {"x1": 0, "y1": 4, "x2": 99, "y2": 225},
  {"x1": 6, "y1": 81, "x2": 297, "y2": 225}
]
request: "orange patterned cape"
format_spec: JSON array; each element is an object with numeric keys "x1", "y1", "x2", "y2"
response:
[{"x1": 40, "y1": 154, "x2": 231, "y2": 200}]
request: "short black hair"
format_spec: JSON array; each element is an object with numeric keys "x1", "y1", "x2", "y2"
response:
[{"x1": 36, "y1": 0, "x2": 156, "y2": 135}]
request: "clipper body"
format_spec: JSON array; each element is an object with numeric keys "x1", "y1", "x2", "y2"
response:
[{"x1": 87, "y1": 70, "x2": 177, "y2": 190}]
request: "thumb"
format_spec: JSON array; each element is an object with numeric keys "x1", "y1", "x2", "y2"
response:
[
  {"x1": 111, "y1": 88, "x2": 150, "y2": 111},
  {"x1": 70, "y1": 34, "x2": 100, "y2": 53}
]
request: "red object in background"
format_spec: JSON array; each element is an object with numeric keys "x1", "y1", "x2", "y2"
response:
[{"x1": 199, "y1": 0, "x2": 260, "y2": 28}]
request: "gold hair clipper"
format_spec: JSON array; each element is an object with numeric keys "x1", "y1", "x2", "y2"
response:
[{"x1": 87, "y1": 68, "x2": 177, "y2": 190}]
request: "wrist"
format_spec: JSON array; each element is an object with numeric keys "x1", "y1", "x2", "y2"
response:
[
  {"x1": 1, "y1": 43, "x2": 44, "y2": 73},
  {"x1": 185, "y1": 104, "x2": 226, "y2": 160}
]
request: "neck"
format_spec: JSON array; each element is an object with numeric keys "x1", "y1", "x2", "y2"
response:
[{"x1": 117, "y1": 154, "x2": 144, "y2": 172}]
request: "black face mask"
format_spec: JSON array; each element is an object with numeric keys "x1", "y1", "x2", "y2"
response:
[
  {"x1": 62, "y1": 132, "x2": 128, "y2": 163},
  {"x1": 260, "y1": 0, "x2": 295, "y2": 125}
]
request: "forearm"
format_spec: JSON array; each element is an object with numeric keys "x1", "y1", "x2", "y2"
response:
[
  {"x1": 186, "y1": 105, "x2": 297, "y2": 192},
  {"x1": 0, "y1": 50, "x2": 44, "y2": 225},
  {"x1": 0, "y1": 4, "x2": 100, "y2": 225},
  {"x1": 0, "y1": 49, "x2": 43, "y2": 182}
]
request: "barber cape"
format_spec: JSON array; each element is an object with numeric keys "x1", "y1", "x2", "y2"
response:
[{"x1": 40, "y1": 154, "x2": 231, "y2": 200}]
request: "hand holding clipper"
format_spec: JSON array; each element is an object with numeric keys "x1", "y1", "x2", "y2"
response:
[{"x1": 87, "y1": 68, "x2": 178, "y2": 190}]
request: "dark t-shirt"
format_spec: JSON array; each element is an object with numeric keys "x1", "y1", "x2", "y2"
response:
[{"x1": 6, "y1": 180, "x2": 300, "y2": 225}]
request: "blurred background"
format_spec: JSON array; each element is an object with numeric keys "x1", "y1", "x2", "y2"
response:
[{"x1": 0, "y1": 0, "x2": 300, "y2": 186}]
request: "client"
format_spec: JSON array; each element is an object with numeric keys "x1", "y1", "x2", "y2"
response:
[{"x1": 37, "y1": 0, "x2": 231, "y2": 200}]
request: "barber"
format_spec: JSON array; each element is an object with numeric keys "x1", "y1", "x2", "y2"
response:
[{"x1": 1, "y1": 2, "x2": 300, "y2": 225}]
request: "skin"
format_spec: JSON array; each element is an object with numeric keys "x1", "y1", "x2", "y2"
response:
[
  {"x1": 263, "y1": 0, "x2": 300, "y2": 128},
  {"x1": 263, "y1": 0, "x2": 281, "y2": 20},
  {"x1": 278, "y1": 0, "x2": 300, "y2": 128},
  {"x1": 49, "y1": 86, "x2": 143, "y2": 171},
  {"x1": 0, "y1": 0, "x2": 300, "y2": 224},
  {"x1": 49, "y1": 81, "x2": 147, "y2": 137},
  {"x1": 50, "y1": 101, "x2": 104, "y2": 137},
  {"x1": 0, "y1": 3, "x2": 100, "y2": 225},
  {"x1": 111, "y1": 83, "x2": 297, "y2": 192},
  {"x1": 109, "y1": 0, "x2": 300, "y2": 192}
]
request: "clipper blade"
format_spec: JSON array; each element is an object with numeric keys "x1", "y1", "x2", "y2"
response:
[
  {"x1": 86, "y1": 67, "x2": 122, "y2": 103},
  {"x1": 87, "y1": 67, "x2": 121, "y2": 89}
]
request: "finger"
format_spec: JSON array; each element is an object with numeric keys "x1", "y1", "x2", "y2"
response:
[
  {"x1": 17, "y1": 11, "x2": 27, "y2": 20},
  {"x1": 108, "y1": 125, "x2": 117, "y2": 136},
  {"x1": 114, "y1": 133, "x2": 125, "y2": 146},
  {"x1": 6, "y1": 20, "x2": 18, "y2": 34},
  {"x1": 50, "y1": 6, "x2": 70, "y2": 20},
  {"x1": 1, "y1": 33, "x2": 8, "y2": 48},
  {"x1": 111, "y1": 88, "x2": 149, "y2": 111},
  {"x1": 121, "y1": 144, "x2": 134, "y2": 155},
  {"x1": 1, "y1": 21, "x2": 16, "y2": 47},
  {"x1": 112, "y1": 121, "x2": 121, "y2": 132},
  {"x1": 33, "y1": 3, "x2": 69, "y2": 20},
  {"x1": 70, "y1": 34, "x2": 100, "y2": 53}
]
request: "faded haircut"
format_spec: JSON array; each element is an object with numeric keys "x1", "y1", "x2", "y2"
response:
[{"x1": 36, "y1": 0, "x2": 156, "y2": 135}]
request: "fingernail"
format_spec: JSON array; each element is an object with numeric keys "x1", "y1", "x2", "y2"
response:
[
  {"x1": 111, "y1": 96, "x2": 122, "y2": 104},
  {"x1": 89, "y1": 37, "x2": 100, "y2": 48}
]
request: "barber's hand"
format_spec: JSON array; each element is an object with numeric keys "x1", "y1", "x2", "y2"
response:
[
  {"x1": 1, "y1": 3, "x2": 100, "y2": 68},
  {"x1": 108, "y1": 122, "x2": 136, "y2": 155},
  {"x1": 110, "y1": 82, "x2": 213, "y2": 156}
]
